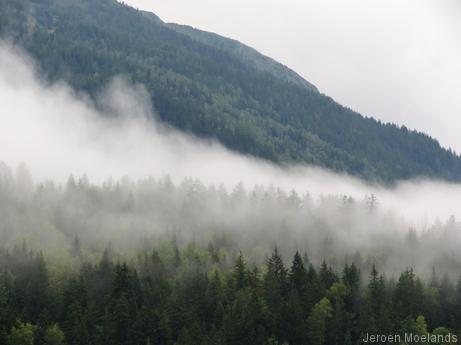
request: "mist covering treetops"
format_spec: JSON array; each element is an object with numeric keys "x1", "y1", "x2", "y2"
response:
[
  {"x1": 1, "y1": 0, "x2": 461, "y2": 182},
  {"x1": 1, "y1": 164, "x2": 461, "y2": 345},
  {"x1": 1, "y1": 162, "x2": 461, "y2": 279}
]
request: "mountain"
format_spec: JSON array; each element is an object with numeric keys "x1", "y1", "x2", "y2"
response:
[
  {"x1": 1, "y1": 0, "x2": 461, "y2": 182},
  {"x1": 167, "y1": 23, "x2": 318, "y2": 92}
]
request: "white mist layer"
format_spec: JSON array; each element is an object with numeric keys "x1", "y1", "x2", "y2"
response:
[{"x1": 0, "y1": 43, "x2": 460, "y2": 226}]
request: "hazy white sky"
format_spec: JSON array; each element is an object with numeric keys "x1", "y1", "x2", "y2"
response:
[{"x1": 124, "y1": 0, "x2": 461, "y2": 153}]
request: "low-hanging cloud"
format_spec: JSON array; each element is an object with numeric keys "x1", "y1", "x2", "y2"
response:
[
  {"x1": 1, "y1": 42, "x2": 461, "y2": 277},
  {"x1": 0, "y1": 42, "x2": 460, "y2": 223}
]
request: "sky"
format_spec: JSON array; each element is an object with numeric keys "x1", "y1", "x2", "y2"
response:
[{"x1": 124, "y1": 0, "x2": 461, "y2": 153}]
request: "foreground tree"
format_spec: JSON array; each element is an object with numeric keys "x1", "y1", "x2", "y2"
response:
[{"x1": 307, "y1": 298, "x2": 333, "y2": 345}]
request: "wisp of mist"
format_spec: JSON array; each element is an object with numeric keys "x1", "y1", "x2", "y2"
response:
[{"x1": 1, "y1": 42, "x2": 460, "y2": 277}]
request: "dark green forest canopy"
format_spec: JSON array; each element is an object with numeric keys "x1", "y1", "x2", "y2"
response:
[
  {"x1": 0, "y1": 245, "x2": 460, "y2": 345},
  {"x1": 1, "y1": 0, "x2": 461, "y2": 182}
]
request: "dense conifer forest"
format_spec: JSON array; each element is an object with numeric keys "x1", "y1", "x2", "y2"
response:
[
  {"x1": 1, "y1": 241, "x2": 460, "y2": 344},
  {"x1": 1, "y1": 164, "x2": 461, "y2": 344}
]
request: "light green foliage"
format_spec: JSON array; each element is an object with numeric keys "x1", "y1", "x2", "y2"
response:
[
  {"x1": 415, "y1": 315, "x2": 428, "y2": 335},
  {"x1": 307, "y1": 298, "x2": 333, "y2": 345},
  {"x1": 44, "y1": 324, "x2": 66, "y2": 345},
  {"x1": 10, "y1": 322, "x2": 36, "y2": 345},
  {"x1": 432, "y1": 327, "x2": 454, "y2": 345},
  {"x1": 328, "y1": 282, "x2": 347, "y2": 300}
]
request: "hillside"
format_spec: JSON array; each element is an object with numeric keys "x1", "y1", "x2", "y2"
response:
[
  {"x1": 1, "y1": 0, "x2": 461, "y2": 181},
  {"x1": 167, "y1": 23, "x2": 318, "y2": 92}
]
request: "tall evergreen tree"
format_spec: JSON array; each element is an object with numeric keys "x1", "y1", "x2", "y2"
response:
[
  {"x1": 233, "y1": 252, "x2": 248, "y2": 291},
  {"x1": 289, "y1": 251, "x2": 308, "y2": 297},
  {"x1": 307, "y1": 298, "x2": 333, "y2": 345}
]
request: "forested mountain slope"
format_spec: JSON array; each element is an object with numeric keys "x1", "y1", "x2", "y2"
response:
[
  {"x1": 167, "y1": 23, "x2": 318, "y2": 92},
  {"x1": 1, "y1": 0, "x2": 461, "y2": 181}
]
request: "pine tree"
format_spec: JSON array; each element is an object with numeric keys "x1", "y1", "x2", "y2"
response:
[
  {"x1": 63, "y1": 300, "x2": 90, "y2": 345},
  {"x1": 394, "y1": 268, "x2": 424, "y2": 321},
  {"x1": 24, "y1": 252, "x2": 50, "y2": 322},
  {"x1": 289, "y1": 251, "x2": 308, "y2": 296},
  {"x1": 362, "y1": 265, "x2": 392, "y2": 334},
  {"x1": 342, "y1": 263, "x2": 361, "y2": 343},
  {"x1": 265, "y1": 248, "x2": 288, "y2": 298},
  {"x1": 327, "y1": 282, "x2": 347, "y2": 345},
  {"x1": 319, "y1": 261, "x2": 338, "y2": 290},
  {"x1": 284, "y1": 290, "x2": 309, "y2": 345},
  {"x1": 306, "y1": 263, "x2": 323, "y2": 311},
  {"x1": 233, "y1": 252, "x2": 248, "y2": 291},
  {"x1": 263, "y1": 248, "x2": 289, "y2": 342}
]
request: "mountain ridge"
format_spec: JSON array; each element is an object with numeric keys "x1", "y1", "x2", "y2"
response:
[{"x1": 166, "y1": 22, "x2": 319, "y2": 92}]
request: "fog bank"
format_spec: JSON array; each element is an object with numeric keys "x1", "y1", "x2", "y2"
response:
[
  {"x1": 3, "y1": 42, "x2": 461, "y2": 277},
  {"x1": 1, "y1": 43, "x2": 460, "y2": 225}
]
